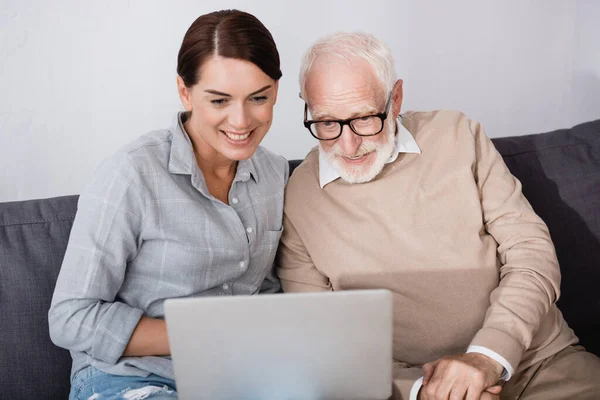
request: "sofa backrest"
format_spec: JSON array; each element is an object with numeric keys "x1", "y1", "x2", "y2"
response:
[{"x1": 0, "y1": 195, "x2": 78, "y2": 399}]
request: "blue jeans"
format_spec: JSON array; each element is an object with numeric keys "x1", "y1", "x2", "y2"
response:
[{"x1": 69, "y1": 366, "x2": 178, "y2": 400}]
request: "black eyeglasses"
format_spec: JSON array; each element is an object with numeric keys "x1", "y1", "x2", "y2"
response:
[{"x1": 303, "y1": 92, "x2": 393, "y2": 141}]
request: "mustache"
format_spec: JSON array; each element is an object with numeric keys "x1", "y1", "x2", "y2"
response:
[
  {"x1": 326, "y1": 121, "x2": 395, "y2": 158},
  {"x1": 328, "y1": 141, "x2": 380, "y2": 158}
]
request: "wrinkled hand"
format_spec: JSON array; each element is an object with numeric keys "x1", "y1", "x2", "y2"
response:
[
  {"x1": 479, "y1": 392, "x2": 501, "y2": 400},
  {"x1": 418, "y1": 353, "x2": 503, "y2": 400}
]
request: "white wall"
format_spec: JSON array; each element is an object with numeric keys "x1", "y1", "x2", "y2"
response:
[
  {"x1": 1, "y1": 0, "x2": 598, "y2": 202},
  {"x1": 570, "y1": 0, "x2": 600, "y2": 125}
]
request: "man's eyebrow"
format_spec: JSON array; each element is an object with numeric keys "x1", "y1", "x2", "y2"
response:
[
  {"x1": 312, "y1": 106, "x2": 378, "y2": 120},
  {"x1": 204, "y1": 85, "x2": 272, "y2": 97}
]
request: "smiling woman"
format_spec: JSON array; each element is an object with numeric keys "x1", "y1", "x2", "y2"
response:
[
  {"x1": 178, "y1": 56, "x2": 279, "y2": 169},
  {"x1": 176, "y1": 10, "x2": 282, "y2": 176},
  {"x1": 47, "y1": 9, "x2": 288, "y2": 400}
]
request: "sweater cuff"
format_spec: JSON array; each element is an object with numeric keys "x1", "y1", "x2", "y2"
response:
[
  {"x1": 92, "y1": 302, "x2": 144, "y2": 364},
  {"x1": 469, "y1": 327, "x2": 523, "y2": 374}
]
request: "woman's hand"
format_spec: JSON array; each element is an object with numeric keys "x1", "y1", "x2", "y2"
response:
[{"x1": 123, "y1": 316, "x2": 170, "y2": 357}]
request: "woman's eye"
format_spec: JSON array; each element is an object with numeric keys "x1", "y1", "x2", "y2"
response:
[
  {"x1": 210, "y1": 99, "x2": 227, "y2": 106},
  {"x1": 251, "y1": 96, "x2": 268, "y2": 103}
]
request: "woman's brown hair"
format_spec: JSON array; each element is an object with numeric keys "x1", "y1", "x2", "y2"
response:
[{"x1": 177, "y1": 9, "x2": 282, "y2": 87}]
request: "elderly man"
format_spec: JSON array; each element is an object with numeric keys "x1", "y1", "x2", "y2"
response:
[{"x1": 276, "y1": 32, "x2": 600, "y2": 400}]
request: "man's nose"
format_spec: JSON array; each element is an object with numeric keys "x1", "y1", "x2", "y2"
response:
[
  {"x1": 228, "y1": 103, "x2": 251, "y2": 131},
  {"x1": 337, "y1": 124, "x2": 362, "y2": 155}
]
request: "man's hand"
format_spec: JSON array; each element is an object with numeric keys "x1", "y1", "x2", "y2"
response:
[
  {"x1": 418, "y1": 353, "x2": 503, "y2": 400},
  {"x1": 479, "y1": 392, "x2": 501, "y2": 400}
]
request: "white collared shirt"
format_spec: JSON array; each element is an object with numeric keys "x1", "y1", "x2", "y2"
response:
[{"x1": 319, "y1": 117, "x2": 422, "y2": 188}]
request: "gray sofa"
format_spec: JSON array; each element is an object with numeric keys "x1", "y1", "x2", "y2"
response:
[{"x1": 1, "y1": 119, "x2": 599, "y2": 399}]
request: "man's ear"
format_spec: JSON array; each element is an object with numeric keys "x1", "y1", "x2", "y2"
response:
[
  {"x1": 177, "y1": 76, "x2": 193, "y2": 112},
  {"x1": 391, "y1": 79, "x2": 404, "y2": 119}
]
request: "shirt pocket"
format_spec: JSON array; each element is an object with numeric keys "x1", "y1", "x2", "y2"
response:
[
  {"x1": 261, "y1": 227, "x2": 283, "y2": 246},
  {"x1": 254, "y1": 192, "x2": 284, "y2": 232}
]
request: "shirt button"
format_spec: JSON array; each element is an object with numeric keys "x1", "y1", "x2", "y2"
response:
[
  {"x1": 246, "y1": 227, "x2": 253, "y2": 234},
  {"x1": 223, "y1": 283, "x2": 229, "y2": 290},
  {"x1": 231, "y1": 198, "x2": 239, "y2": 205},
  {"x1": 239, "y1": 261, "x2": 246, "y2": 269}
]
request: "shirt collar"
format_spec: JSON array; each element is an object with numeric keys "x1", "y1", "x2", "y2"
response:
[
  {"x1": 319, "y1": 116, "x2": 421, "y2": 188},
  {"x1": 168, "y1": 111, "x2": 258, "y2": 182},
  {"x1": 235, "y1": 155, "x2": 259, "y2": 183},
  {"x1": 168, "y1": 112, "x2": 196, "y2": 175}
]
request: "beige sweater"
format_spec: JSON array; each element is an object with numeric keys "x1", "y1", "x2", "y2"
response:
[{"x1": 276, "y1": 110, "x2": 577, "y2": 398}]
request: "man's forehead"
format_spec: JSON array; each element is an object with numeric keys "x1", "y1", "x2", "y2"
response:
[
  {"x1": 306, "y1": 57, "x2": 382, "y2": 94},
  {"x1": 305, "y1": 81, "x2": 385, "y2": 119},
  {"x1": 308, "y1": 96, "x2": 379, "y2": 120},
  {"x1": 304, "y1": 56, "x2": 386, "y2": 118},
  {"x1": 309, "y1": 56, "x2": 376, "y2": 82}
]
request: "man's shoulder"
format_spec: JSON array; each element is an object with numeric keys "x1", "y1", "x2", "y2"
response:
[
  {"x1": 402, "y1": 110, "x2": 481, "y2": 150},
  {"x1": 402, "y1": 109, "x2": 473, "y2": 133},
  {"x1": 285, "y1": 146, "x2": 320, "y2": 197},
  {"x1": 402, "y1": 109, "x2": 468, "y2": 120}
]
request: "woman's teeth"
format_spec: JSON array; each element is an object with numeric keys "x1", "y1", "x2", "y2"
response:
[{"x1": 224, "y1": 131, "x2": 251, "y2": 141}]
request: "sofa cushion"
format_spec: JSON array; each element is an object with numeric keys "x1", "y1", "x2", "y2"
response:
[
  {"x1": 492, "y1": 119, "x2": 600, "y2": 357},
  {"x1": 0, "y1": 195, "x2": 78, "y2": 399}
]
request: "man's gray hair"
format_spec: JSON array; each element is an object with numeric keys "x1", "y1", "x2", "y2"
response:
[{"x1": 299, "y1": 32, "x2": 397, "y2": 100}]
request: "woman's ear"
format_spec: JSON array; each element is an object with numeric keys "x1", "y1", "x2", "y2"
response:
[{"x1": 177, "y1": 76, "x2": 193, "y2": 111}]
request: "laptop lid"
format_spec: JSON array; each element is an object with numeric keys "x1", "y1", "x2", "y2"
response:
[{"x1": 165, "y1": 289, "x2": 393, "y2": 400}]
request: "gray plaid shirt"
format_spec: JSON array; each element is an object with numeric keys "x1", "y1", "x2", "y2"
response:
[{"x1": 49, "y1": 112, "x2": 288, "y2": 380}]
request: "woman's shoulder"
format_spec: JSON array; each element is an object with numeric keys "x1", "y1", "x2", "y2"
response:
[
  {"x1": 86, "y1": 129, "x2": 174, "y2": 190},
  {"x1": 106, "y1": 129, "x2": 173, "y2": 168},
  {"x1": 116, "y1": 129, "x2": 173, "y2": 164}
]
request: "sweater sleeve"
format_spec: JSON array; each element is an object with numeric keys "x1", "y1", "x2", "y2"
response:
[
  {"x1": 467, "y1": 118, "x2": 561, "y2": 371},
  {"x1": 48, "y1": 154, "x2": 146, "y2": 364},
  {"x1": 276, "y1": 211, "x2": 332, "y2": 292}
]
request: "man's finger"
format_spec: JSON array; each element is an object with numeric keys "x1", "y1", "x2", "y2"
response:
[
  {"x1": 423, "y1": 365, "x2": 444, "y2": 399},
  {"x1": 485, "y1": 385, "x2": 503, "y2": 395},
  {"x1": 465, "y1": 381, "x2": 486, "y2": 400},
  {"x1": 480, "y1": 393, "x2": 501, "y2": 400},
  {"x1": 422, "y1": 363, "x2": 435, "y2": 386},
  {"x1": 426, "y1": 362, "x2": 455, "y2": 400},
  {"x1": 448, "y1": 380, "x2": 469, "y2": 400}
]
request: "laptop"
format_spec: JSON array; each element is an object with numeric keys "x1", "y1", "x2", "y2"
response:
[{"x1": 164, "y1": 289, "x2": 393, "y2": 400}]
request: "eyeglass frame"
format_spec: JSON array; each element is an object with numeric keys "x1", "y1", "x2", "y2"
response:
[{"x1": 303, "y1": 92, "x2": 393, "y2": 141}]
